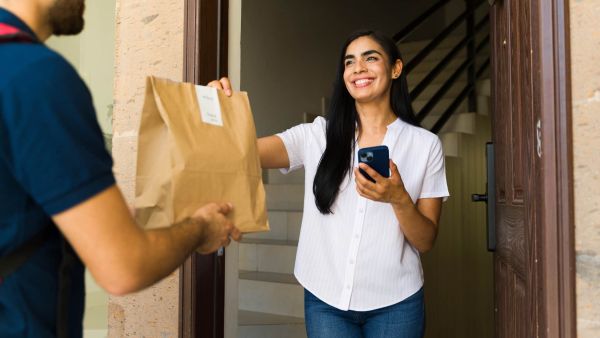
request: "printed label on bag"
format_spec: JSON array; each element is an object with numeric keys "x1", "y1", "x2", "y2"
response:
[{"x1": 195, "y1": 85, "x2": 224, "y2": 126}]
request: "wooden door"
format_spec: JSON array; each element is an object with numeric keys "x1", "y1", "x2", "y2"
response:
[
  {"x1": 490, "y1": 0, "x2": 575, "y2": 337},
  {"x1": 491, "y1": 0, "x2": 537, "y2": 336}
]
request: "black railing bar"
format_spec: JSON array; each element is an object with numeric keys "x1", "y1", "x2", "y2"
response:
[
  {"x1": 409, "y1": 15, "x2": 489, "y2": 101},
  {"x1": 475, "y1": 35, "x2": 490, "y2": 54},
  {"x1": 430, "y1": 59, "x2": 490, "y2": 133},
  {"x1": 404, "y1": 0, "x2": 487, "y2": 73},
  {"x1": 416, "y1": 57, "x2": 474, "y2": 123},
  {"x1": 476, "y1": 58, "x2": 490, "y2": 78},
  {"x1": 393, "y1": 0, "x2": 452, "y2": 43},
  {"x1": 414, "y1": 35, "x2": 490, "y2": 121}
]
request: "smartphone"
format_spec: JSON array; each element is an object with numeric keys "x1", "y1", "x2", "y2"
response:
[{"x1": 358, "y1": 145, "x2": 390, "y2": 183}]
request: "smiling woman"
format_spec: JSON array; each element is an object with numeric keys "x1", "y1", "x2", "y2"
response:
[
  {"x1": 313, "y1": 31, "x2": 418, "y2": 215},
  {"x1": 209, "y1": 29, "x2": 449, "y2": 338}
]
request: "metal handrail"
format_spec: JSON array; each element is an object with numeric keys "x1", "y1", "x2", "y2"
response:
[
  {"x1": 409, "y1": 15, "x2": 489, "y2": 101},
  {"x1": 404, "y1": 0, "x2": 486, "y2": 73},
  {"x1": 430, "y1": 59, "x2": 490, "y2": 133},
  {"x1": 415, "y1": 37, "x2": 490, "y2": 122},
  {"x1": 393, "y1": 0, "x2": 453, "y2": 43},
  {"x1": 391, "y1": 0, "x2": 490, "y2": 133}
]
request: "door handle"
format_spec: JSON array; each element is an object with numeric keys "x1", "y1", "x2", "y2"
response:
[{"x1": 471, "y1": 142, "x2": 496, "y2": 252}]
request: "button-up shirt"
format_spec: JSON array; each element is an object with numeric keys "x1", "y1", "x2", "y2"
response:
[{"x1": 277, "y1": 116, "x2": 449, "y2": 311}]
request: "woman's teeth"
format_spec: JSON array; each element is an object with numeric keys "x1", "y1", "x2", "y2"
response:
[{"x1": 354, "y1": 79, "x2": 373, "y2": 87}]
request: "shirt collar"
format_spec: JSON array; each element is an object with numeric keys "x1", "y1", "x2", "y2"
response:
[
  {"x1": 385, "y1": 117, "x2": 407, "y2": 136},
  {"x1": 0, "y1": 7, "x2": 39, "y2": 42}
]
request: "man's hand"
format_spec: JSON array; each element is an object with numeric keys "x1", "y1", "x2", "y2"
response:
[
  {"x1": 192, "y1": 202, "x2": 241, "y2": 254},
  {"x1": 207, "y1": 77, "x2": 233, "y2": 96},
  {"x1": 53, "y1": 185, "x2": 244, "y2": 295}
]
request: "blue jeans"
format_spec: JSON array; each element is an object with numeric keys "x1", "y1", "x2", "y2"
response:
[{"x1": 304, "y1": 288, "x2": 425, "y2": 338}]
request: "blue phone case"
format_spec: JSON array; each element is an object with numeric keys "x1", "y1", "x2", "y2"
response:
[{"x1": 358, "y1": 145, "x2": 390, "y2": 183}]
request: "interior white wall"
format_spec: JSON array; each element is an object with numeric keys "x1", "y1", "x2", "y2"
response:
[{"x1": 240, "y1": 0, "x2": 444, "y2": 137}]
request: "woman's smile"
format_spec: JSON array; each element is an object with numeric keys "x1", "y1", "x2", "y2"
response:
[{"x1": 353, "y1": 77, "x2": 375, "y2": 88}]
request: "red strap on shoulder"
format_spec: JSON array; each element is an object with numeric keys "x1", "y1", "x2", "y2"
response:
[{"x1": 0, "y1": 23, "x2": 36, "y2": 43}]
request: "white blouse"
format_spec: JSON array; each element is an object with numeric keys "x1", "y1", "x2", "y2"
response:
[{"x1": 277, "y1": 116, "x2": 449, "y2": 311}]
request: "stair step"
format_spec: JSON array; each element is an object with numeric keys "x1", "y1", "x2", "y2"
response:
[
  {"x1": 239, "y1": 310, "x2": 304, "y2": 326},
  {"x1": 408, "y1": 66, "x2": 466, "y2": 88},
  {"x1": 239, "y1": 323, "x2": 306, "y2": 338},
  {"x1": 241, "y1": 238, "x2": 299, "y2": 246},
  {"x1": 266, "y1": 168, "x2": 305, "y2": 185},
  {"x1": 245, "y1": 210, "x2": 302, "y2": 242},
  {"x1": 440, "y1": 132, "x2": 460, "y2": 158},
  {"x1": 239, "y1": 270, "x2": 299, "y2": 285},
  {"x1": 413, "y1": 98, "x2": 468, "y2": 120},
  {"x1": 239, "y1": 274, "x2": 304, "y2": 317},
  {"x1": 265, "y1": 184, "x2": 304, "y2": 211},
  {"x1": 239, "y1": 239, "x2": 298, "y2": 274},
  {"x1": 412, "y1": 80, "x2": 467, "y2": 101}
]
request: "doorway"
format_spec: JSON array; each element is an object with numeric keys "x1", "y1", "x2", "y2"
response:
[{"x1": 180, "y1": 0, "x2": 575, "y2": 337}]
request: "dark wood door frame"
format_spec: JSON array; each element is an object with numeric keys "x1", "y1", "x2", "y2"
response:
[
  {"x1": 531, "y1": 0, "x2": 576, "y2": 336},
  {"x1": 180, "y1": 1, "x2": 228, "y2": 337},
  {"x1": 177, "y1": 0, "x2": 576, "y2": 337}
]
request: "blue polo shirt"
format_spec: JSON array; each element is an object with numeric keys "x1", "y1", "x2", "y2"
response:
[{"x1": 0, "y1": 8, "x2": 115, "y2": 338}]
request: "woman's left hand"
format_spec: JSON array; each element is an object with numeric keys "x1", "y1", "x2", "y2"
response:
[{"x1": 354, "y1": 160, "x2": 410, "y2": 206}]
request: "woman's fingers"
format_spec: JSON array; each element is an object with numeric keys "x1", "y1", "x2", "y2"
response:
[
  {"x1": 219, "y1": 77, "x2": 233, "y2": 96},
  {"x1": 207, "y1": 77, "x2": 233, "y2": 96},
  {"x1": 358, "y1": 163, "x2": 384, "y2": 182},
  {"x1": 354, "y1": 167, "x2": 377, "y2": 189}
]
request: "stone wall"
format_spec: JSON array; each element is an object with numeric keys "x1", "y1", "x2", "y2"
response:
[
  {"x1": 109, "y1": 1, "x2": 184, "y2": 337},
  {"x1": 570, "y1": 1, "x2": 600, "y2": 337}
]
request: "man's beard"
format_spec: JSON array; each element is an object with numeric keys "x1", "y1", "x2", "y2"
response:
[{"x1": 48, "y1": 0, "x2": 85, "y2": 36}]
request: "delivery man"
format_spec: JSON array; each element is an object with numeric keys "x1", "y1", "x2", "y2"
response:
[{"x1": 0, "y1": 0, "x2": 241, "y2": 337}]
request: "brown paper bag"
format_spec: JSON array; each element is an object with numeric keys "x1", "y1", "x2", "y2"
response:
[{"x1": 134, "y1": 76, "x2": 269, "y2": 235}]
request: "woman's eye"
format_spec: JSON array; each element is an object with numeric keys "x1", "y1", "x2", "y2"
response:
[
  {"x1": 366, "y1": 56, "x2": 378, "y2": 62},
  {"x1": 345, "y1": 60, "x2": 354, "y2": 66}
]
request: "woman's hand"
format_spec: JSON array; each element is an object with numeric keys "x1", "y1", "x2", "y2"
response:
[
  {"x1": 207, "y1": 77, "x2": 233, "y2": 96},
  {"x1": 354, "y1": 160, "x2": 441, "y2": 253},
  {"x1": 354, "y1": 160, "x2": 411, "y2": 207}
]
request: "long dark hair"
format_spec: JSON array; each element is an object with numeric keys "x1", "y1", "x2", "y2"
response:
[{"x1": 313, "y1": 30, "x2": 419, "y2": 214}]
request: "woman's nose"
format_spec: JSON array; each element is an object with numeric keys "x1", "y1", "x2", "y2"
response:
[{"x1": 354, "y1": 60, "x2": 367, "y2": 73}]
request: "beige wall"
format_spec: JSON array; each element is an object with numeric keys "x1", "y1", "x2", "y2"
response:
[
  {"x1": 571, "y1": 1, "x2": 600, "y2": 337},
  {"x1": 109, "y1": 0, "x2": 184, "y2": 337}
]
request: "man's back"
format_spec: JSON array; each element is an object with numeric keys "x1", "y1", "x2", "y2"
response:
[{"x1": 0, "y1": 8, "x2": 114, "y2": 337}]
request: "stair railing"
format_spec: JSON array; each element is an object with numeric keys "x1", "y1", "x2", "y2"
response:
[{"x1": 394, "y1": 0, "x2": 490, "y2": 134}]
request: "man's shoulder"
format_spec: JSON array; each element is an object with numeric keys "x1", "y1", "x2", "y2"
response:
[{"x1": 0, "y1": 43, "x2": 82, "y2": 91}]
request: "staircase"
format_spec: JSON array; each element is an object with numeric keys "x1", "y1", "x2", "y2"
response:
[{"x1": 237, "y1": 1, "x2": 491, "y2": 337}]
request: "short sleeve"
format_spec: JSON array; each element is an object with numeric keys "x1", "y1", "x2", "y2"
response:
[
  {"x1": 1, "y1": 54, "x2": 115, "y2": 215},
  {"x1": 419, "y1": 137, "x2": 450, "y2": 201},
  {"x1": 276, "y1": 117, "x2": 325, "y2": 174},
  {"x1": 276, "y1": 124, "x2": 309, "y2": 174}
]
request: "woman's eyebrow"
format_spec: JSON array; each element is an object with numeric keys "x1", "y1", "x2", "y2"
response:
[
  {"x1": 344, "y1": 50, "x2": 383, "y2": 60},
  {"x1": 362, "y1": 50, "x2": 383, "y2": 57}
]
